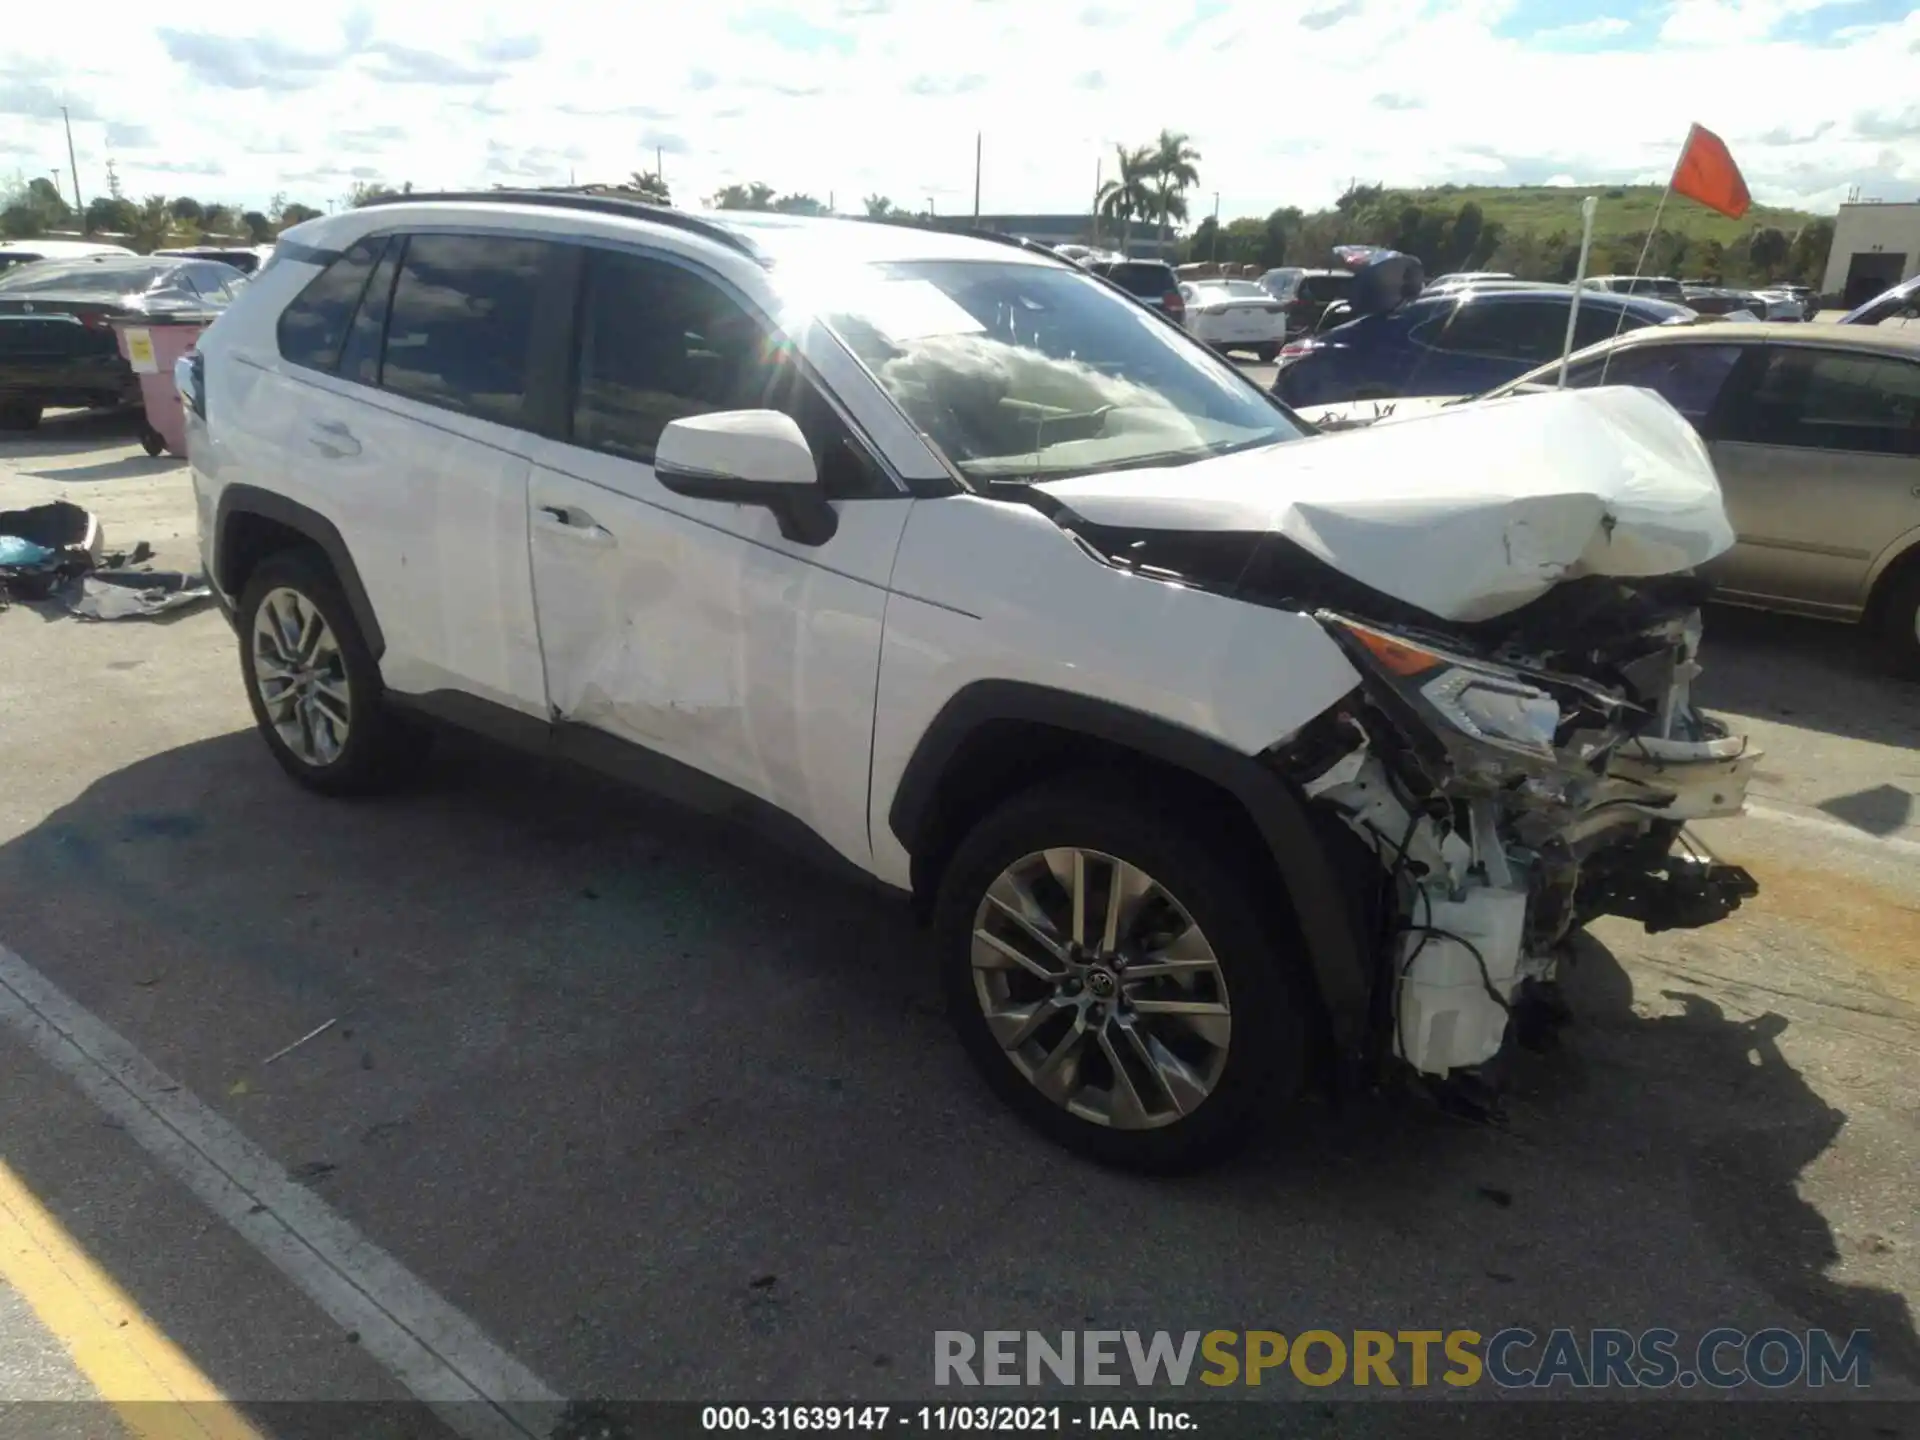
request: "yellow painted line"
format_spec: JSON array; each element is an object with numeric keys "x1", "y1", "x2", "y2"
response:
[{"x1": 0, "y1": 1158, "x2": 263, "y2": 1440}]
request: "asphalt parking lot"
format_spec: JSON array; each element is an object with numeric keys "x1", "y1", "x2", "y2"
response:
[{"x1": 2, "y1": 402, "x2": 1918, "y2": 1430}]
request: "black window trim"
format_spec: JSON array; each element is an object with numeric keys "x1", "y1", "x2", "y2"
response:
[{"x1": 559, "y1": 234, "x2": 913, "y2": 499}]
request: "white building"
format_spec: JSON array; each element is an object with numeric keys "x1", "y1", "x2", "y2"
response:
[{"x1": 1822, "y1": 200, "x2": 1920, "y2": 307}]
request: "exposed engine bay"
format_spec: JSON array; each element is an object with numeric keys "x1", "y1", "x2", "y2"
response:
[{"x1": 1052, "y1": 513, "x2": 1761, "y2": 1083}]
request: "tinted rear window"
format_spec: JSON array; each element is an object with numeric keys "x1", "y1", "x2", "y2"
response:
[
  {"x1": 0, "y1": 262, "x2": 171, "y2": 296},
  {"x1": 1298, "y1": 274, "x2": 1353, "y2": 303},
  {"x1": 1104, "y1": 263, "x2": 1176, "y2": 296}
]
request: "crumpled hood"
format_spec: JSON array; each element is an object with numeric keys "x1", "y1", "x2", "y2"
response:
[
  {"x1": 1035, "y1": 386, "x2": 1735, "y2": 623},
  {"x1": 1295, "y1": 395, "x2": 1462, "y2": 431}
]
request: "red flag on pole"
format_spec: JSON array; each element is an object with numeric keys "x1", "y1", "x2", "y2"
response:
[{"x1": 1671, "y1": 123, "x2": 1751, "y2": 219}]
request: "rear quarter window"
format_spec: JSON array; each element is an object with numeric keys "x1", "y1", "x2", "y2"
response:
[{"x1": 277, "y1": 238, "x2": 387, "y2": 372}]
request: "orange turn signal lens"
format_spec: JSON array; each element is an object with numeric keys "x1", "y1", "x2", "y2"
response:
[{"x1": 1346, "y1": 624, "x2": 1445, "y2": 678}]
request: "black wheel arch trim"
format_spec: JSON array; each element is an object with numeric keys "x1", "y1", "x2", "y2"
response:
[
  {"x1": 889, "y1": 680, "x2": 1371, "y2": 1054},
  {"x1": 214, "y1": 484, "x2": 386, "y2": 660}
]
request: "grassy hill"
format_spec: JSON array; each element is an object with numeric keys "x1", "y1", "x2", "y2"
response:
[{"x1": 1399, "y1": 183, "x2": 1823, "y2": 245}]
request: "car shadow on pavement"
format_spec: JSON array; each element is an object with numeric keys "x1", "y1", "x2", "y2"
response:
[
  {"x1": 1698, "y1": 602, "x2": 1920, "y2": 752},
  {"x1": 20, "y1": 455, "x2": 185, "y2": 483},
  {"x1": 0, "y1": 727, "x2": 1914, "y2": 1407}
]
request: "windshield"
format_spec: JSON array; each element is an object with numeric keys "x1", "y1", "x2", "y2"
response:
[
  {"x1": 0, "y1": 262, "x2": 172, "y2": 296},
  {"x1": 815, "y1": 260, "x2": 1303, "y2": 482}
]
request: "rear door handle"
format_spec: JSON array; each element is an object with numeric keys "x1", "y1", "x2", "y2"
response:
[
  {"x1": 308, "y1": 420, "x2": 360, "y2": 458},
  {"x1": 536, "y1": 503, "x2": 616, "y2": 548}
]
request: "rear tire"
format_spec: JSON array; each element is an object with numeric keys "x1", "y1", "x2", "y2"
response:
[
  {"x1": 141, "y1": 426, "x2": 167, "y2": 457},
  {"x1": 236, "y1": 547, "x2": 431, "y2": 796},
  {"x1": 0, "y1": 400, "x2": 43, "y2": 431},
  {"x1": 933, "y1": 774, "x2": 1311, "y2": 1173},
  {"x1": 1874, "y1": 563, "x2": 1920, "y2": 679}
]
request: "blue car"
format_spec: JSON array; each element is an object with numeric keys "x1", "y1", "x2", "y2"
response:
[{"x1": 1271, "y1": 285, "x2": 1698, "y2": 408}]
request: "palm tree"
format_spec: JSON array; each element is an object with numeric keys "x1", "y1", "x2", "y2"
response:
[
  {"x1": 1095, "y1": 145, "x2": 1153, "y2": 253},
  {"x1": 1148, "y1": 129, "x2": 1201, "y2": 253},
  {"x1": 863, "y1": 194, "x2": 896, "y2": 218},
  {"x1": 711, "y1": 181, "x2": 777, "y2": 211},
  {"x1": 627, "y1": 171, "x2": 671, "y2": 205}
]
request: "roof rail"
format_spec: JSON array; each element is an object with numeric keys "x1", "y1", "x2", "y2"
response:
[{"x1": 353, "y1": 190, "x2": 764, "y2": 261}]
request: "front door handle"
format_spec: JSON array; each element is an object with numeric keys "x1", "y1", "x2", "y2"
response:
[
  {"x1": 536, "y1": 504, "x2": 615, "y2": 547},
  {"x1": 308, "y1": 420, "x2": 361, "y2": 459}
]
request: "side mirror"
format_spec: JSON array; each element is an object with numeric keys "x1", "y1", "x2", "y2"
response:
[{"x1": 654, "y1": 409, "x2": 837, "y2": 545}]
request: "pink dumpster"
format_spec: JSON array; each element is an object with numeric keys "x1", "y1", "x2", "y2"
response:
[{"x1": 110, "y1": 317, "x2": 215, "y2": 458}]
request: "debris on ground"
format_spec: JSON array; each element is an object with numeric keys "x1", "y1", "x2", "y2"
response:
[
  {"x1": 261, "y1": 1017, "x2": 339, "y2": 1066},
  {"x1": 63, "y1": 568, "x2": 212, "y2": 620},
  {"x1": 0, "y1": 501, "x2": 103, "y2": 603},
  {"x1": 1, "y1": 501, "x2": 210, "y2": 619}
]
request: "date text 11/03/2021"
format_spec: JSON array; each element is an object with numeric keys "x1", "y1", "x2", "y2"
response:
[{"x1": 702, "y1": 1407, "x2": 1189, "y2": 1432}]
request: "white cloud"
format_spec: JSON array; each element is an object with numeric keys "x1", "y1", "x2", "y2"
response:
[
  {"x1": 0, "y1": 0, "x2": 1913, "y2": 220},
  {"x1": 1533, "y1": 15, "x2": 1631, "y2": 43}
]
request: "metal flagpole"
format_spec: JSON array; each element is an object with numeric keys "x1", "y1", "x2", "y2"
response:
[
  {"x1": 973, "y1": 132, "x2": 981, "y2": 221},
  {"x1": 1557, "y1": 195, "x2": 1599, "y2": 388}
]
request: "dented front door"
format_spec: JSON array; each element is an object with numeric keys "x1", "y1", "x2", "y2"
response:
[{"x1": 524, "y1": 450, "x2": 907, "y2": 870}]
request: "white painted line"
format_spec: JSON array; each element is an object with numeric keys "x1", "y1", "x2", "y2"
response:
[
  {"x1": 0, "y1": 943, "x2": 562, "y2": 1440},
  {"x1": 1744, "y1": 802, "x2": 1920, "y2": 861}
]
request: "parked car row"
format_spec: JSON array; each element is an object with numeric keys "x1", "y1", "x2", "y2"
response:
[{"x1": 0, "y1": 253, "x2": 244, "y2": 429}]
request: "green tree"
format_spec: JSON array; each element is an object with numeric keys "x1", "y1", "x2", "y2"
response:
[
  {"x1": 201, "y1": 203, "x2": 236, "y2": 236},
  {"x1": 128, "y1": 196, "x2": 175, "y2": 252},
  {"x1": 169, "y1": 196, "x2": 203, "y2": 223},
  {"x1": 1748, "y1": 225, "x2": 1789, "y2": 279},
  {"x1": 711, "y1": 181, "x2": 777, "y2": 211},
  {"x1": 863, "y1": 194, "x2": 896, "y2": 218},
  {"x1": 627, "y1": 171, "x2": 671, "y2": 204},
  {"x1": 771, "y1": 192, "x2": 827, "y2": 215},
  {"x1": 241, "y1": 210, "x2": 274, "y2": 243},
  {"x1": 276, "y1": 202, "x2": 323, "y2": 231},
  {"x1": 84, "y1": 196, "x2": 139, "y2": 234},
  {"x1": 346, "y1": 179, "x2": 410, "y2": 208},
  {"x1": 1787, "y1": 218, "x2": 1833, "y2": 287},
  {"x1": 1095, "y1": 144, "x2": 1152, "y2": 251},
  {"x1": 1146, "y1": 129, "x2": 1201, "y2": 252}
]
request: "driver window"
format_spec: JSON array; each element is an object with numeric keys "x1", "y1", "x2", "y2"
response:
[{"x1": 570, "y1": 247, "x2": 890, "y2": 498}]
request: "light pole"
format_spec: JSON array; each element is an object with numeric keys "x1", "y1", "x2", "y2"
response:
[
  {"x1": 1210, "y1": 192, "x2": 1220, "y2": 264},
  {"x1": 62, "y1": 106, "x2": 84, "y2": 226}
]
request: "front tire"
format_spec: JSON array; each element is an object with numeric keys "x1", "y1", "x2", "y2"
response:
[
  {"x1": 236, "y1": 548, "x2": 431, "y2": 795},
  {"x1": 1874, "y1": 563, "x2": 1920, "y2": 678},
  {"x1": 933, "y1": 776, "x2": 1310, "y2": 1172}
]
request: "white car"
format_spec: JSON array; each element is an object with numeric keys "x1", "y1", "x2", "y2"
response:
[
  {"x1": 1179, "y1": 279, "x2": 1291, "y2": 359},
  {"x1": 0, "y1": 238, "x2": 136, "y2": 274},
  {"x1": 180, "y1": 192, "x2": 1759, "y2": 1170}
]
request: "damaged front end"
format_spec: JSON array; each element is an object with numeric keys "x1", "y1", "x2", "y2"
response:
[{"x1": 1265, "y1": 577, "x2": 1758, "y2": 1083}]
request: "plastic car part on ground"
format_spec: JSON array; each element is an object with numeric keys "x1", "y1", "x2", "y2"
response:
[{"x1": 63, "y1": 569, "x2": 213, "y2": 620}]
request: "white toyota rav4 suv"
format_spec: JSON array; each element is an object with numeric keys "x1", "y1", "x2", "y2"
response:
[{"x1": 182, "y1": 193, "x2": 1760, "y2": 1170}]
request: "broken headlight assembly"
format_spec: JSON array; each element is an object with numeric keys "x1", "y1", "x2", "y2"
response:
[{"x1": 1315, "y1": 613, "x2": 1615, "y2": 787}]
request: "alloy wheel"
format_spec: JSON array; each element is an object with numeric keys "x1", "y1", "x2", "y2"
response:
[
  {"x1": 252, "y1": 587, "x2": 351, "y2": 766},
  {"x1": 969, "y1": 847, "x2": 1231, "y2": 1130}
]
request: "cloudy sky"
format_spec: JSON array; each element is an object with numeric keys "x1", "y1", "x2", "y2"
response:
[{"x1": 3, "y1": 0, "x2": 1917, "y2": 221}]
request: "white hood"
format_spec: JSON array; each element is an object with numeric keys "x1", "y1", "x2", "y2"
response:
[{"x1": 1036, "y1": 386, "x2": 1735, "y2": 623}]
